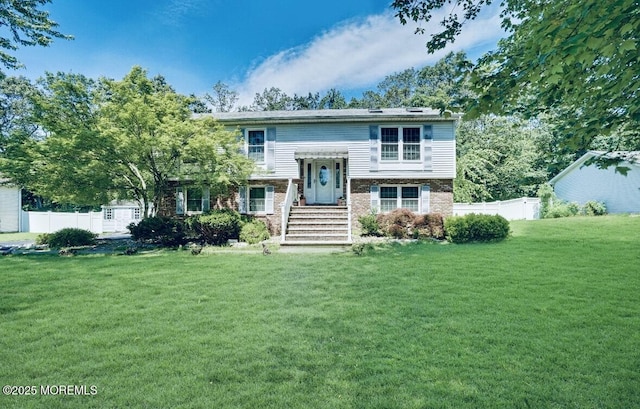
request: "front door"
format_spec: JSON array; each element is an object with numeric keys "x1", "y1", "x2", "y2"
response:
[{"x1": 315, "y1": 160, "x2": 334, "y2": 204}]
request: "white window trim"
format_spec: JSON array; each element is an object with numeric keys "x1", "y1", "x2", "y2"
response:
[
  {"x1": 379, "y1": 185, "x2": 421, "y2": 213},
  {"x1": 243, "y1": 185, "x2": 274, "y2": 215},
  {"x1": 247, "y1": 186, "x2": 267, "y2": 214},
  {"x1": 245, "y1": 128, "x2": 266, "y2": 164},
  {"x1": 379, "y1": 125, "x2": 423, "y2": 163},
  {"x1": 176, "y1": 187, "x2": 210, "y2": 215}
]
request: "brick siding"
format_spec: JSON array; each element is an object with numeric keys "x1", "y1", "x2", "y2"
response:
[{"x1": 349, "y1": 178, "x2": 453, "y2": 234}]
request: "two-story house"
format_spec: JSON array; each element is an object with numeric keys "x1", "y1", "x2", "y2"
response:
[{"x1": 172, "y1": 108, "x2": 458, "y2": 244}]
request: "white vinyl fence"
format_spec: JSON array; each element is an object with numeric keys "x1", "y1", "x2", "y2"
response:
[
  {"x1": 21, "y1": 211, "x2": 104, "y2": 233},
  {"x1": 453, "y1": 197, "x2": 541, "y2": 220}
]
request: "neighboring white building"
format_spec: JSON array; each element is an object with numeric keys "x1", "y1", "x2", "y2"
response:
[
  {"x1": 101, "y1": 201, "x2": 142, "y2": 232},
  {"x1": 0, "y1": 184, "x2": 21, "y2": 232},
  {"x1": 550, "y1": 151, "x2": 640, "y2": 213}
]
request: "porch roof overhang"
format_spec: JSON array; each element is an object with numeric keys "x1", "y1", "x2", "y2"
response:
[{"x1": 294, "y1": 147, "x2": 349, "y2": 160}]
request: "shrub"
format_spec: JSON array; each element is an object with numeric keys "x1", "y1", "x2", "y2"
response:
[
  {"x1": 377, "y1": 208, "x2": 416, "y2": 238},
  {"x1": 583, "y1": 200, "x2": 607, "y2": 216},
  {"x1": 128, "y1": 216, "x2": 186, "y2": 246},
  {"x1": 358, "y1": 212, "x2": 381, "y2": 236},
  {"x1": 444, "y1": 213, "x2": 510, "y2": 244},
  {"x1": 546, "y1": 201, "x2": 581, "y2": 218},
  {"x1": 387, "y1": 223, "x2": 408, "y2": 239},
  {"x1": 187, "y1": 209, "x2": 241, "y2": 245},
  {"x1": 413, "y1": 213, "x2": 445, "y2": 240},
  {"x1": 352, "y1": 242, "x2": 374, "y2": 256},
  {"x1": 35, "y1": 233, "x2": 51, "y2": 245},
  {"x1": 240, "y1": 219, "x2": 270, "y2": 244},
  {"x1": 537, "y1": 183, "x2": 555, "y2": 218},
  {"x1": 45, "y1": 228, "x2": 97, "y2": 248}
]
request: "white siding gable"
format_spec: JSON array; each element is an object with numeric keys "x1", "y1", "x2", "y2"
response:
[{"x1": 551, "y1": 152, "x2": 640, "y2": 213}]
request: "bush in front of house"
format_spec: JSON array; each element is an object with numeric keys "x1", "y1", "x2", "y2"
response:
[
  {"x1": 582, "y1": 200, "x2": 607, "y2": 216},
  {"x1": 444, "y1": 213, "x2": 510, "y2": 244},
  {"x1": 377, "y1": 208, "x2": 416, "y2": 239},
  {"x1": 413, "y1": 213, "x2": 445, "y2": 240},
  {"x1": 186, "y1": 209, "x2": 242, "y2": 245},
  {"x1": 240, "y1": 219, "x2": 270, "y2": 244},
  {"x1": 42, "y1": 228, "x2": 97, "y2": 248},
  {"x1": 128, "y1": 216, "x2": 186, "y2": 246},
  {"x1": 358, "y1": 212, "x2": 382, "y2": 236}
]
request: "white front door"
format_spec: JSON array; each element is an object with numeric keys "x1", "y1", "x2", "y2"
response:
[{"x1": 315, "y1": 160, "x2": 334, "y2": 204}]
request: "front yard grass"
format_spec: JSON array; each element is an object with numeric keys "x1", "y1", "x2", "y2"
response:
[{"x1": 1, "y1": 215, "x2": 639, "y2": 408}]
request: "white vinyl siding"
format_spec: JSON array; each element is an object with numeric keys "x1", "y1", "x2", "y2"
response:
[
  {"x1": 552, "y1": 153, "x2": 640, "y2": 213},
  {"x1": 223, "y1": 120, "x2": 456, "y2": 180}
]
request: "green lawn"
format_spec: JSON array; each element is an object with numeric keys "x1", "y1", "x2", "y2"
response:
[
  {"x1": 1, "y1": 216, "x2": 639, "y2": 408},
  {"x1": 0, "y1": 232, "x2": 39, "y2": 242}
]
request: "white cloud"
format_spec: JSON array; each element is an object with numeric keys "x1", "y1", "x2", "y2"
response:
[{"x1": 236, "y1": 9, "x2": 505, "y2": 106}]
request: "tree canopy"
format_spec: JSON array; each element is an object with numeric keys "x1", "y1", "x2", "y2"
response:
[
  {"x1": 0, "y1": 67, "x2": 254, "y2": 217},
  {"x1": 0, "y1": 0, "x2": 71, "y2": 72},
  {"x1": 392, "y1": 0, "x2": 640, "y2": 151}
]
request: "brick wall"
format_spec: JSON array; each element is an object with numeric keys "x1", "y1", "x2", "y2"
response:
[
  {"x1": 349, "y1": 178, "x2": 453, "y2": 234},
  {"x1": 160, "y1": 178, "x2": 451, "y2": 239}
]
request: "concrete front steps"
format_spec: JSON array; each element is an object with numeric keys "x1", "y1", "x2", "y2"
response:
[{"x1": 283, "y1": 205, "x2": 351, "y2": 245}]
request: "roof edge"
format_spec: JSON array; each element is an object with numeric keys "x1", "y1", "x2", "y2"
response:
[{"x1": 196, "y1": 108, "x2": 461, "y2": 124}]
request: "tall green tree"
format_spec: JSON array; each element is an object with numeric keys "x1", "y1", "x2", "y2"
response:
[
  {"x1": 292, "y1": 92, "x2": 320, "y2": 110},
  {"x1": 0, "y1": 76, "x2": 38, "y2": 145},
  {"x1": 392, "y1": 0, "x2": 640, "y2": 151},
  {"x1": 97, "y1": 67, "x2": 253, "y2": 216},
  {"x1": 411, "y1": 51, "x2": 473, "y2": 111},
  {"x1": 0, "y1": 0, "x2": 72, "y2": 72},
  {"x1": 0, "y1": 72, "x2": 113, "y2": 205},
  {"x1": 0, "y1": 67, "x2": 254, "y2": 217},
  {"x1": 204, "y1": 81, "x2": 238, "y2": 113},
  {"x1": 251, "y1": 87, "x2": 292, "y2": 111},
  {"x1": 375, "y1": 68, "x2": 417, "y2": 108},
  {"x1": 455, "y1": 116, "x2": 551, "y2": 202},
  {"x1": 319, "y1": 88, "x2": 347, "y2": 109}
]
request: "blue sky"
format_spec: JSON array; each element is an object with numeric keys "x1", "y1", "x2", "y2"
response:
[{"x1": 11, "y1": 0, "x2": 505, "y2": 107}]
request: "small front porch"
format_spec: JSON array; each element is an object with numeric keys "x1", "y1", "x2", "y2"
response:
[
  {"x1": 281, "y1": 149, "x2": 352, "y2": 245},
  {"x1": 282, "y1": 204, "x2": 350, "y2": 245}
]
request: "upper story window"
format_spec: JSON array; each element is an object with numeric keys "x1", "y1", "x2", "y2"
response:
[
  {"x1": 247, "y1": 130, "x2": 265, "y2": 162},
  {"x1": 380, "y1": 126, "x2": 421, "y2": 162}
]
